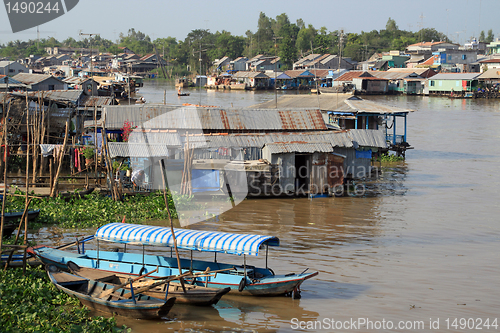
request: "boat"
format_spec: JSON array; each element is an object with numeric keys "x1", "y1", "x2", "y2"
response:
[
  {"x1": 67, "y1": 261, "x2": 230, "y2": 306},
  {"x1": 30, "y1": 223, "x2": 318, "y2": 298},
  {"x1": 2, "y1": 210, "x2": 41, "y2": 238},
  {"x1": 1, "y1": 254, "x2": 41, "y2": 267},
  {"x1": 58, "y1": 188, "x2": 94, "y2": 201},
  {"x1": 2, "y1": 209, "x2": 40, "y2": 223},
  {"x1": 46, "y1": 265, "x2": 176, "y2": 319},
  {"x1": 177, "y1": 92, "x2": 190, "y2": 96},
  {"x1": 175, "y1": 78, "x2": 194, "y2": 89}
]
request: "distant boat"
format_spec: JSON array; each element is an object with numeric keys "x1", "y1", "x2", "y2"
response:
[
  {"x1": 46, "y1": 265, "x2": 176, "y2": 320},
  {"x1": 175, "y1": 78, "x2": 194, "y2": 88},
  {"x1": 2, "y1": 210, "x2": 40, "y2": 238},
  {"x1": 67, "y1": 262, "x2": 230, "y2": 306}
]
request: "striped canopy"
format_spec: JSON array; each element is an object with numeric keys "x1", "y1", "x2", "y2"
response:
[{"x1": 95, "y1": 223, "x2": 280, "y2": 256}]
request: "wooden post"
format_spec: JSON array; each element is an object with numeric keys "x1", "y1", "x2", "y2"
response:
[
  {"x1": 23, "y1": 91, "x2": 30, "y2": 273},
  {"x1": 50, "y1": 121, "x2": 70, "y2": 197},
  {"x1": 49, "y1": 158, "x2": 53, "y2": 194},
  {"x1": 0, "y1": 100, "x2": 11, "y2": 254}
]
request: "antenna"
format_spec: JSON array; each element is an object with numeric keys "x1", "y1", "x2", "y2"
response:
[{"x1": 418, "y1": 13, "x2": 425, "y2": 42}]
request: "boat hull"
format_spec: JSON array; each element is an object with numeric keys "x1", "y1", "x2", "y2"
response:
[
  {"x1": 68, "y1": 263, "x2": 230, "y2": 306},
  {"x1": 48, "y1": 268, "x2": 175, "y2": 319},
  {"x1": 32, "y1": 247, "x2": 318, "y2": 297}
]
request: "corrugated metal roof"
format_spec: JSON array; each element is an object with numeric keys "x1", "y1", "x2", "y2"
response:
[
  {"x1": 9, "y1": 90, "x2": 82, "y2": 103},
  {"x1": 343, "y1": 96, "x2": 414, "y2": 114},
  {"x1": 233, "y1": 71, "x2": 269, "y2": 78},
  {"x1": 477, "y1": 69, "x2": 500, "y2": 79},
  {"x1": 128, "y1": 130, "x2": 182, "y2": 146},
  {"x1": 100, "y1": 105, "x2": 327, "y2": 131},
  {"x1": 107, "y1": 142, "x2": 171, "y2": 158},
  {"x1": 284, "y1": 70, "x2": 314, "y2": 78},
  {"x1": 370, "y1": 71, "x2": 423, "y2": 80},
  {"x1": 249, "y1": 94, "x2": 352, "y2": 110},
  {"x1": 264, "y1": 141, "x2": 333, "y2": 154},
  {"x1": 197, "y1": 131, "x2": 354, "y2": 149},
  {"x1": 348, "y1": 129, "x2": 387, "y2": 148},
  {"x1": 430, "y1": 73, "x2": 481, "y2": 80},
  {"x1": 80, "y1": 95, "x2": 114, "y2": 107},
  {"x1": 12, "y1": 73, "x2": 60, "y2": 85},
  {"x1": 335, "y1": 71, "x2": 373, "y2": 81}
]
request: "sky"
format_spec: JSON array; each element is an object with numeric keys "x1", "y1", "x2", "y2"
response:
[{"x1": 0, "y1": 0, "x2": 498, "y2": 46}]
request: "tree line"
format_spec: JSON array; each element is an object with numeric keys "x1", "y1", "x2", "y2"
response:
[{"x1": 0, "y1": 13, "x2": 495, "y2": 76}]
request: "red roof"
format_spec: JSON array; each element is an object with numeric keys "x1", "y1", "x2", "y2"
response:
[
  {"x1": 421, "y1": 55, "x2": 439, "y2": 65},
  {"x1": 479, "y1": 58, "x2": 500, "y2": 63},
  {"x1": 335, "y1": 71, "x2": 373, "y2": 81},
  {"x1": 407, "y1": 41, "x2": 448, "y2": 48}
]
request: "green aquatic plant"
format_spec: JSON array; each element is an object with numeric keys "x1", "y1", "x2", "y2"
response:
[
  {"x1": 3, "y1": 190, "x2": 201, "y2": 229},
  {"x1": 376, "y1": 153, "x2": 405, "y2": 162},
  {"x1": 0, "y1": 267, "x2": 129, "y2": 333}
]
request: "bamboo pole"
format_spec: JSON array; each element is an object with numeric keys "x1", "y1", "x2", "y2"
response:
[
  {"x1": 159, "y1": 159, "x2": 186, "y2": 293},
  {"x1": 22, "y1": 92, "x2": 30, "y2": 273},
  {"x1": 0, "y1": 98, "x2": 11, "y2": 254},
  {"x1": 50, "y1": 120, "x2": 69, "y2": 198},
  {"x1": 3, "y1": 198, "x2": 32, "y2": 271}
]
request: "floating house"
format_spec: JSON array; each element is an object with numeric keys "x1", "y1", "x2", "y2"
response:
[
  {"x1": 93, "y1": 103, "x2": 391, "y2": 197},
  {"x1": 427, "y1": 73, "x2": 481, "y2": 96},
  {"x1": 12, "y1": 73, "x2": 67, "y2": 91}
]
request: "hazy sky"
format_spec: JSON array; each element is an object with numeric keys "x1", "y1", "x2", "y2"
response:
[{"x1": 0, "y1": 0, "x2": 498, "y2": 46}]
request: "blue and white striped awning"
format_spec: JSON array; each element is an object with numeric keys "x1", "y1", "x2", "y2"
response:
[{"x1": 95, "y1": 223, "x2": 280, "y2": 256}]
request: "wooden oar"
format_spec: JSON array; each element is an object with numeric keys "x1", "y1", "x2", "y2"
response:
[
  {"x1": 97, "y1": 267, "x2": 158, "y2": 299},
  {"x1": 122, "y1": 271, "x2": 193, "y2": 299}
]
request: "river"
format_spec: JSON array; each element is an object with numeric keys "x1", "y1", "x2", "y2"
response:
[{"x1": 33, "y1": 82, "x2": 500, "y2": 332}]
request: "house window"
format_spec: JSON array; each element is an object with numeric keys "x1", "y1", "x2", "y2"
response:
[
  {"x1": 48, "y1": 85, "x2": 55, "y2": 90},
  {"x1": 9, "y1": 69, "x2": 14, "y2": 73},
  {"x1": 462, "y1": 54, "x2": 467, "y2": 60},
  {"x1": 430, "y1": 81, "x2": 435, "y2": 86},
  {"x1": 456, "y1": 81, "x2": 460, "y2": 87},
  {"x1": 447, "y1": 55, "x2": 452, "y2": 61},
  {"x1": 439, "y1": 81, "x2": 442, "y2": 86}
]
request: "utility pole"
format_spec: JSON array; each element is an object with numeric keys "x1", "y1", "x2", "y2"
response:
[
  {"x1": 273, "y1": 36, "x2": 283, "y2": 108},
  {"x1": 196, "y1": 40, "x2": 213, "y2": 106},
  {"x1": 80, "y1": 32, "x2": 99, "y2": 183}
]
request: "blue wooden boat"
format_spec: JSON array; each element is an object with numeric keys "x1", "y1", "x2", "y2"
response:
[
  {"x1": 32, "y1": 223, "x2": 318, "y2": 298},
  {"x1": 46, "y1": 265, "x2": 176, "y2": 319}
]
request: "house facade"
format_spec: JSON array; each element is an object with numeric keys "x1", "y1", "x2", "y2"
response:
[
  {"x1": 13, "y1": 73, "x2": 68, "y2": 91},
  {"x1": 427, "y1": 73, "x2": 480, "y2": 95},
  {"x1": 0, "y1": 61, "x2": 29, "y2": 76}
]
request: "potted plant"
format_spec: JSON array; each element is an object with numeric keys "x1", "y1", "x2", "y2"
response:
[{"x1": 81, "y1": 146, "x2": 95, "y2": 167}]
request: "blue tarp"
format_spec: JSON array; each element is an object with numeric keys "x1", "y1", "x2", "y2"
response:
[
  {"x1": 355, "y1": 149, "x2": 372, "y2": 159},
  {"x1": 191, "y1": 169, "x2": 220, "y2": 193}
]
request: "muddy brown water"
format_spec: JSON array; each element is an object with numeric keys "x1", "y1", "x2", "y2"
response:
[{"x1": 30, "y1": 86, "x2": 500, "y2": 332}]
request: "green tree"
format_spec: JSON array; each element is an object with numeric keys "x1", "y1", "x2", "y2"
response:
[
  {"x1": 254, "y1": 12, "x2": 274, "y2": 54},
  {"x1": 479, "y1": 30, "x2": 486, "y2": 42},
  {"x1": 386, "y1": 17, "x2": 398, "y2": 32},
  {"x1": 486, "y1": 29, "x2": 494, "y2": 43},
  {"x1": 296, "y1": 24, "x2": 316, "y2": 56}
]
